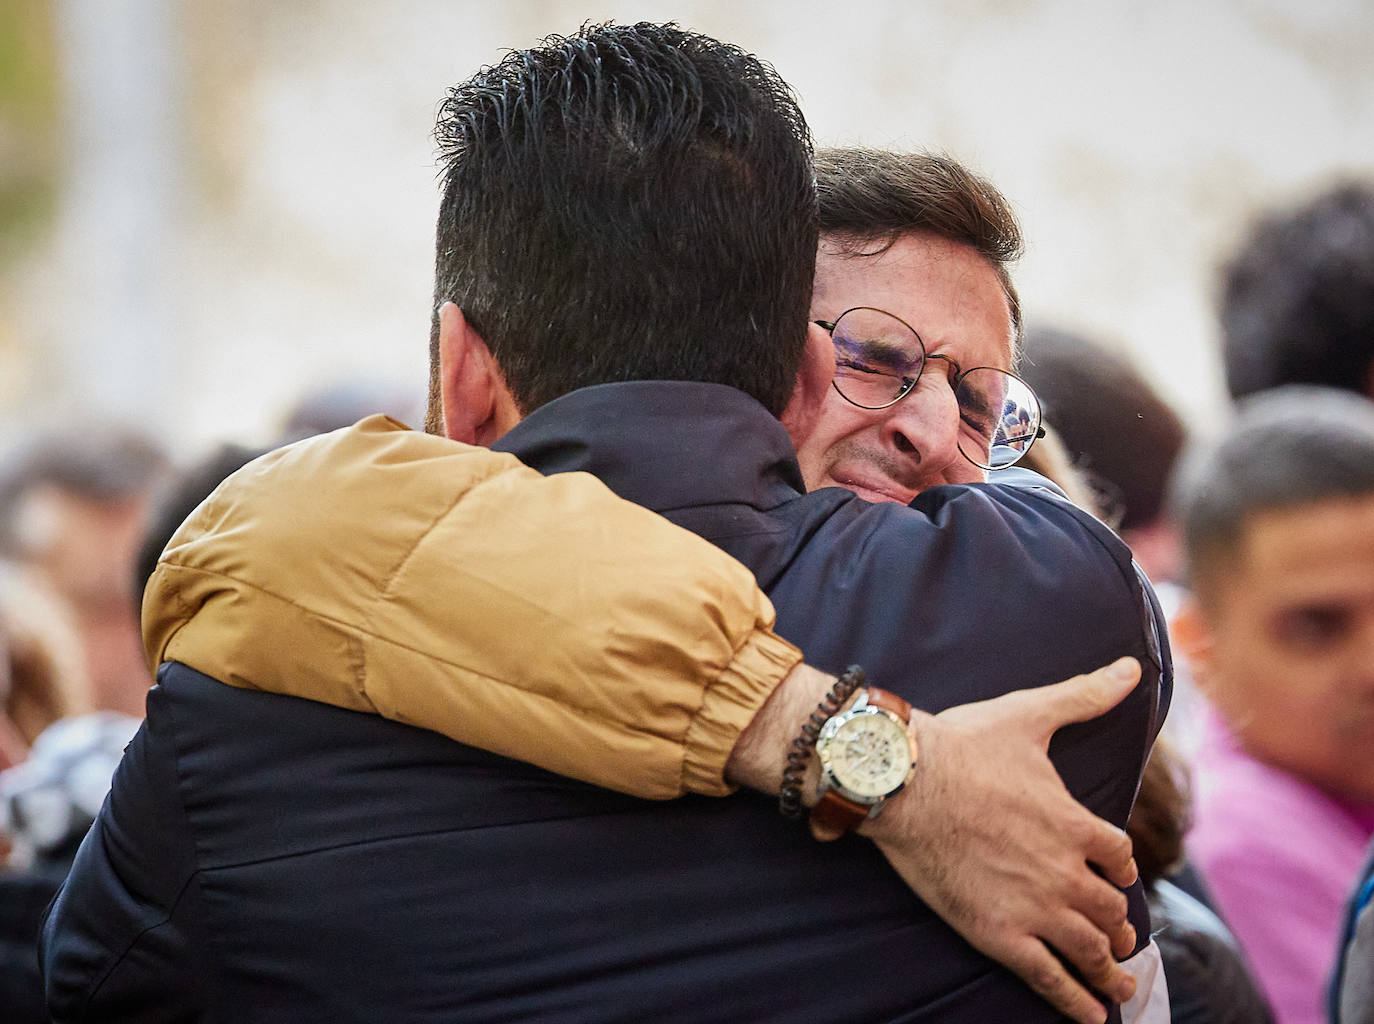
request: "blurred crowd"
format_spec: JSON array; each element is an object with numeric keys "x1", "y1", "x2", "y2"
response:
[
  {"x1": 1016, "y1": 180, "x2": 1374, "y2": 1024},
  {"x1": 0, "y1": 382, "x2": 423, "y2": 1020},
  {"x1": 2, "y1": 158, "x2": 1373, "y2": 1024}
]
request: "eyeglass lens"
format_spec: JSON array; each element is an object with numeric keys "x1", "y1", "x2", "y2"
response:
[
  {"x1": 828, "y1": 307, "x2": 1042, "y2": 471},
  {"x1": 953, "y1": 369, "x2": 1041, "y2": 470}
]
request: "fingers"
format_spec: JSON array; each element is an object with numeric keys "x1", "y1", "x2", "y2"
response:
[
  {"x1": 1110, "y1": 919, "x2": 1137, "y2": 961},
  {"x1": 1000, "y1": 938, "x2": 1109, "y2": 1024},
  {"x1": 1036, "y1": 907, "x2": 1138, "y2": 1008},
  {"x1": 1065, "y1": 859, "x2": 1134, "y2": 951},
  {"x1": 1028, "y1": 658, "x2": 1141, "y2": 736},
  {"x1": 1081, "y1": 815, "x2": 1138, "y2": 889}
]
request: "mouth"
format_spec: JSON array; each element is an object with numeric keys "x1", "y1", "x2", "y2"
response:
[{"x1": 828, "y1": 472, "x2": 917, "y2": 506}]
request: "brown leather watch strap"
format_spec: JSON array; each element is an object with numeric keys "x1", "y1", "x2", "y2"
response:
[
  {"x1": 865, "y1": 687, "x2": 911, "y2": 721},
  {"x1": 809, "y1": 789, "x2": 870, "y2": 836}
]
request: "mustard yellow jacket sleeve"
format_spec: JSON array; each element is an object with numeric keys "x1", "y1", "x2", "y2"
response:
[{"x1": 142, "y1": 416, "x2": 800, "y2": 799}]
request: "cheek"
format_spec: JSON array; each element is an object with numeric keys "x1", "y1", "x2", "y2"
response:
[
  {"x1": 790, "y1": 403, "x2": 870, "y2": 487},
  {"x1": 943, "y1": 460, "x2": 987, "y2": 487},
  {"x1": 1198, "y1": 608, "x2": 1374, "y2": 792},
  {"x1": 1211, "y1": 641, "x2": 1358, "y2": 764},
  {"x1": 791, "y1": 440, "x2": 828, "y2": 491},
  {"x1": 1271, "y1": 683, "x2": 1374, "y2": 797},
  {"x1": 1204, "y1": 631, "x2": 1303, "y2": 721}
]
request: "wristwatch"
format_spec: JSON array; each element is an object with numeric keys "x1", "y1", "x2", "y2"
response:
[{"x1": 810, "y1": 687, "x2": 917, "y2": 836}]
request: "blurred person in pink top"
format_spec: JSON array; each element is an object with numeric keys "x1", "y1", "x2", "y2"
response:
[{"x1": 1172, "y1": 386, "x2": 1374, "y2": 1024}]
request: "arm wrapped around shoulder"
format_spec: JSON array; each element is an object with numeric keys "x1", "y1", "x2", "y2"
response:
[{"x1": 142, "y1": 416, "x2": 801, "y2": 800}]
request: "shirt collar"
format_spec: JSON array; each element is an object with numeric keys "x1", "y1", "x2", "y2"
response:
[{"x1": 493, "y1": 381, "x2": 806, "y2": 511}]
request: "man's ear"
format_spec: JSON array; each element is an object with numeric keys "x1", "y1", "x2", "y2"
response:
[
  {"x1": 437, "y1": 302, "x2": 522, "y2": 446},
  {"x1": 1171, "y1": 597, "x2": 1216, "y2": 694},
  {"x1": 779, "y1": 321, "x2": 834, "y2": 442}
]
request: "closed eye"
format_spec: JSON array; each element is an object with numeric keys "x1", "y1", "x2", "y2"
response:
[{"x1": 837, "y1": 358, "x2": 908, "y2": 384}]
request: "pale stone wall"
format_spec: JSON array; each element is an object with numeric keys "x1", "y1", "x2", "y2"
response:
[{"x1": 5, "y1": 0, "x2": 1373, "y2": 452}]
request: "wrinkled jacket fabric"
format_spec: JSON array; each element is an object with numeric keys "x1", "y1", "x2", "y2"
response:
[
  {"x1": 43, "y1": 383, "x2": 1170, "y2": 1023},
  {"x1": 141, "y1": 414, "x2": 799, "y2": 799}
]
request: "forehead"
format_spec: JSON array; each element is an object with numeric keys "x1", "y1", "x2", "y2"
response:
[
  {"x1": 813, "y1": 231, "x2": 1015, "y2": 371},
  {"x1": 1207, "y1": 496, "x2": 1374, "y2": 608}
]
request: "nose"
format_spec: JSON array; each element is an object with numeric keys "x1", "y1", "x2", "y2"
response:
[{"x1": 880, "y1": 377, "x2": 963, "y2": 478}]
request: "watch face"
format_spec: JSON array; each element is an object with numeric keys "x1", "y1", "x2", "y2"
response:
[{"x1": 818, "y1": 709, "x2": 913, "y2": 801}]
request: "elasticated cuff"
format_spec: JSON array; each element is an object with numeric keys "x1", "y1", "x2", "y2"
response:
[{"x1": 680, "y1": 625, "x2": 802, "y2": 796}]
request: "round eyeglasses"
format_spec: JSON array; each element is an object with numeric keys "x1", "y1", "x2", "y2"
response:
[{"x1": 814, "y1": 306, "x2": 1044, "y2": 471}]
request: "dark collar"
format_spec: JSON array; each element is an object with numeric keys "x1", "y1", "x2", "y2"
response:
[{"x1": 493, "y1": 382, "x2": 807, "y2": 512}]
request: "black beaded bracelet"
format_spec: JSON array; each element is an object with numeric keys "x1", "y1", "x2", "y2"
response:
[{"x1": 778, "y1": 665, "x2": 865, "y2": 820}]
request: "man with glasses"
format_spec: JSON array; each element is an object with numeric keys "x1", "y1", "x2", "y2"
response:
[
  {"x1": 795, "y1": 148, "x2": 1041, "y2": 503},
  {"x1": 46, "y1": 27, "x2": 1168, "y2": 1024},
  {"x1": 815, "y1": 306, "x2": 1040, "y2": 475}
]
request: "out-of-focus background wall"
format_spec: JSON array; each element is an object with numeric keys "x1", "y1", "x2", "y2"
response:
[{"x1": 2, "y1": 0, "x2": 1372, "y2": 453}]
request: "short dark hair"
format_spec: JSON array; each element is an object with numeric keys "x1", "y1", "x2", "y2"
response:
[
  {"x1": 425, "y1": 22, "x2": 816, "y2": 430},
  {"x1": 1020, "y1": 327, "x2": 1187, "y2": 532},
  {"x1": 1172, "y1": 385, "x2": 1374, "y2": 589},
  {"x1": 1221, "y1": 181, "x2": 1374, "y2": 400},
  {"x1": 815, "y1": 148, "x2": 1024, "y2": 341}
]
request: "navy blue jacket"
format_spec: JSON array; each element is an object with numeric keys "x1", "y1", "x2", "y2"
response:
[{"x1": 42, "y1": 382, "x2": 1169, "y2": 1023}]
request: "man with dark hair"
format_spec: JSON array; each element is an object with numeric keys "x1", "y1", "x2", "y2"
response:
[
  {"x1": 1221, "y1": 182, "x2": 1374, "y2": 401},
  {"x1": 794, "y1": 148, "x2": 1029, "y2": 502},
  {"x1": 1172, "y1": 386, "x2": 1374, "y2": 1024},
  {"x1": 422, "y1": 33, "x2": 815, "y2": 426},
  {"x1": 45, "y1": 24, "x2": 1167, "y2": 1024}
]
